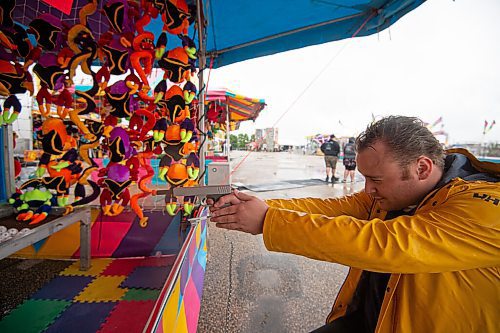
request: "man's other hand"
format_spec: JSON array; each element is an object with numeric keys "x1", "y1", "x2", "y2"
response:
[{"x1": 209, "y1": 191, "x2": 268, "y2": 235}]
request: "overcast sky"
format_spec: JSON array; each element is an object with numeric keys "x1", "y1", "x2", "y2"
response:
[{"x1": 208, "y1": 0, "x2": 500, "y2": 146}]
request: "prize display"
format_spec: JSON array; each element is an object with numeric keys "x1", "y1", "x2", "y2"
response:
[{"x1": 1, "y1": 0, "x2": 201, "y2": 226}]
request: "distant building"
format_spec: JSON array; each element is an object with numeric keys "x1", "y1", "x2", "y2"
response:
[{"x1": 254, "y1": 127, "x2": 279, "y2": 151}]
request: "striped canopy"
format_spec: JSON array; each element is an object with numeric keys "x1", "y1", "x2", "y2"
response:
[{"x1": 205, "y1": 89, "x2": 266, "y2": 123}]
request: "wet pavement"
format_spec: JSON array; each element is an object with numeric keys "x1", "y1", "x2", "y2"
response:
[{"x1": 197, "y1": 151, "x2": 365, "y2": 333}]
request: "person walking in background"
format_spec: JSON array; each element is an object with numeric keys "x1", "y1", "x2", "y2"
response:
[
  {"x1": 342, "y1": 137, "x2": 357, "y2": 182},
  {"x1": 320, "y1": 134, "x2": 340, "y2": 182},
  {"x1": 209, "y1": 116, "x2": 500, "y2": 333}
]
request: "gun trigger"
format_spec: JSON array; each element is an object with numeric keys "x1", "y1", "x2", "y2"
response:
[{"x1": 207, "y1": 194, "x2": 223, "y2": 203}]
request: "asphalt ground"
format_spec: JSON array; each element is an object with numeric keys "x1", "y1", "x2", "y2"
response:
[{"x1": 197, "y1": 151, "x2": 365, "y2": 333}]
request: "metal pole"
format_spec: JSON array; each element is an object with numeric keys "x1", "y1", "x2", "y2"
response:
[
  {"x1": 196, "y1": 0, "x2": 207, "y2": 185},
  {"x1": 4, "y1": 124, "x2": 15, "y2": 198},
  {"x1": 225, "y1": 98, "x2": 230, "y2": 158},
  {"x1": 79, "y1": 207, "x2": 92, "y2": 271}
]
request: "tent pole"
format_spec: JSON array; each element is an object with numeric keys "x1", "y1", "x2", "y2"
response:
[
  {"x1": 3, "y1": 124, "x2": 15, "y2": 199},
  {"x1": 196, "y1": 0, "x2": 207, "y2": 185},
  {"x1": 225, "y1": 99, "x2": 230, "y2": 159}
]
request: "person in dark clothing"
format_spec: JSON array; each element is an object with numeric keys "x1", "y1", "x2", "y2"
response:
[
  {"x1": 342, "y1": 137, "x2": 357, "y2": 182},
  {"x1": 320, "y1": 134, "x2": 341, "y2": 182}
]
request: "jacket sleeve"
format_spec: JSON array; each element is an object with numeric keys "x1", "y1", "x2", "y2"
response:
[
  {"x1": 265, "y1": 191, "x2": 373, "y2": 219},
  {"x1": 263, "y1": 187, "x2": 500, "y2": 273}
]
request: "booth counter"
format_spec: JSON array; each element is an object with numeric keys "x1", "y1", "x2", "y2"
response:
[{"x1": 0, "y1": 206, "x2": 209, "y2": 333}]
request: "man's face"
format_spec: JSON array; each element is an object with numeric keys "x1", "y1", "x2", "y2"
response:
[{"x1": 356, "y1": 141, "x2": 422, "y2": 211}]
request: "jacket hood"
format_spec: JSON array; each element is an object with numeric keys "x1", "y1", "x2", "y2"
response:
[{"x1": 437, "y1": 149, "x2": 500, "y2": 188}]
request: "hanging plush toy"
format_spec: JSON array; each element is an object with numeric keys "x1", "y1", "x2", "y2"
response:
[
  {"x1": 27, "y1": 14, "x2": 64, "y2": 51},
  {"x1": 37, "y1": 118, "x2": 71, "y2": 177},
  {"x1": 163, "y1": 122, "x2": 182, "y2": 146},
  {"x1": 155, "y1": 32, "x2": 168, "y2": 60},
  {"x1": 99, "y1": 164, "x2": 132, "y2": 216},
  {"x1": 165, "y1": 85, "x2": 189, "y2": 123},
  {"x1": 162, "y1": 0, "x2": 191, "y2": 35},
  {"x1": 9, "y1": 187, "x2": 53, "y2": 225},
  {"x1": 179, "y1": 35, "x2": 197, "y2": 74},
  {"x1": 69, "y1": 79, "x2": 98, "y2": 141},
  {"x1": 105, "y1": 76, "x2": 140, "y2": 120},
  {"x1": 107, "y1": 127, "x2": 136, "y2": 163},
  {"x1": 55, "y1": 80, "x2": 74, "y2": 119},
  {"x1": 0, "y1": 0, "x2": 16, "y2": 28},
  {"x1": 32, "y1": 54, "x2": 66, "y2": 92},
  {"x1": 183, "y1": 80, "x2": 197, "y2": 104},
  {"x1": 152, "y1": 117, "x2": 168, "y2": 142},
  {"x1": 154, "y1": 79, "x2": 167, "y2": 103},
  {"x1": 180, "y1": 117, "x2": 194, "y2": 143},
  {"x1": 0, "y1": 23, "x2": 33, "y2": 60},
  {"x1": 130, "y1": 151, "x2": 156, "y2": 227},
  {"x1": 0, "y1": 60, "x2": 33, "y2": 97},
  {"x1": 134, "y1": 107, "x2": 157, "y2": 141},
  {"x1": 36, "y1": 83, "x2": 53, "y2": 117},
  {"x1": 130, "y1": 32, "x2": 155, "y2": 89},
  {"x1": 158, "y1": 47, "x2": 191, "y2": 84},
  {"x1": 0, "y1": 95, "x2": 21, "y2": 125},
  {"x1": 102, "y1": 0, "x2": 131, "y2": 33},
  {"x1": 66, "y1": 1, "x2": 98, "y2": 83}
]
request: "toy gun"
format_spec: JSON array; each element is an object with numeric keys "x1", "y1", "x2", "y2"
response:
[{"x1": 156, "y1": 185, "x2": 233, "y2": 206}]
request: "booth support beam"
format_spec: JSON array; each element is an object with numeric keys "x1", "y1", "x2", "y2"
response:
[
  {"x1": 3, "y1": 124, "x2": 15, "y2": 199},
  {"x1": 197, "y1": 0, "x2": 207, "y2": 185},
  {"x1": 79, "y1": 208, "x2": 92, "y2": 271}
]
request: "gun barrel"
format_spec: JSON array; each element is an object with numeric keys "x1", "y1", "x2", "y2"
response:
[{"x1": 172, "y1": 185, "x2": 232, "y2": 197}]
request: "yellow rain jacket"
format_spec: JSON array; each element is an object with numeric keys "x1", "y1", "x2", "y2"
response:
[{"x1": 263, "y1": 149, "x2": 500, "y2": 333}]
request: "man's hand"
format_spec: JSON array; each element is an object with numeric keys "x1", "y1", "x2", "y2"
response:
[{"x1": 209, "y1": 190, "x2": 268, "y2": 235}]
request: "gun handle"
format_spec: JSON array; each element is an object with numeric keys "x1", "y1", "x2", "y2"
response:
[{"x1": 207, "y1": 194, "x2": 231, "y2": 208}]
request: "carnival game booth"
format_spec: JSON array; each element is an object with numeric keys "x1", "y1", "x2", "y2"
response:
[
  {"x1": 204, "y1": 89, "x2": 266, "y2": 185},
  {"x1": 0, "y1": 0, "x2": 209, "y2": 332}
]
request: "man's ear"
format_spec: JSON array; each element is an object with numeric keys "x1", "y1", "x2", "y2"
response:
[{"x1": 416, "y1": 156, "x2": 433, "y2": 180}]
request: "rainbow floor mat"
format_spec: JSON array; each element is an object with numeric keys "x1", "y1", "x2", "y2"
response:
[{"x1": 0, "y1": 256, "x2": 175, "y2": 333}]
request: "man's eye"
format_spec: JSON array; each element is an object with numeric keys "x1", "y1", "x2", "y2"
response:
[{"x1": 372, "y1": 179, "x2": 382, "y2": 183}]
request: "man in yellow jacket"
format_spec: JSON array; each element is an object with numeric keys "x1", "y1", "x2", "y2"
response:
[{"x1": 209, "y1": 116, "x2": 500, "y2": 333}]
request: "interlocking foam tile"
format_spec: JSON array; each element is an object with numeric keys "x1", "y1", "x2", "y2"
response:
[
  {"x1": 97, "y1": 300, "x2": 155, "y2": 333},
  {"x1": 31, "y1": 275, "x2": 94, "y2": 301},
  {"x1": 101, "y1": 258, "x2": 145, "y2": 276},
  {"x1": 122, "y1": 288, "x2": 160, "y2": 301},
  {"x1": 75, "y1": 276, "x2": 128, "y2": 302},
  {"x1": 0, "y1": 299, "x2": 71, "y2": 332},
  {"x1": 44, "y1": 302, "x2": 117, "y2": 333},
  {"x1": 60, "y1": 258, "x2": 113, "y2": 276},
  {"x1": 121, "y1": 266, "x2": 172, "y2": 290}
]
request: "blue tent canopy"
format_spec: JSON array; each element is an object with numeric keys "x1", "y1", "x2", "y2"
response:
[
  {"x1": 12, "y1": 0, "x2": 425, "y2": 68},
  {"x1": 202, "y1": 0, "x2": 425, "y2": 68}
]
